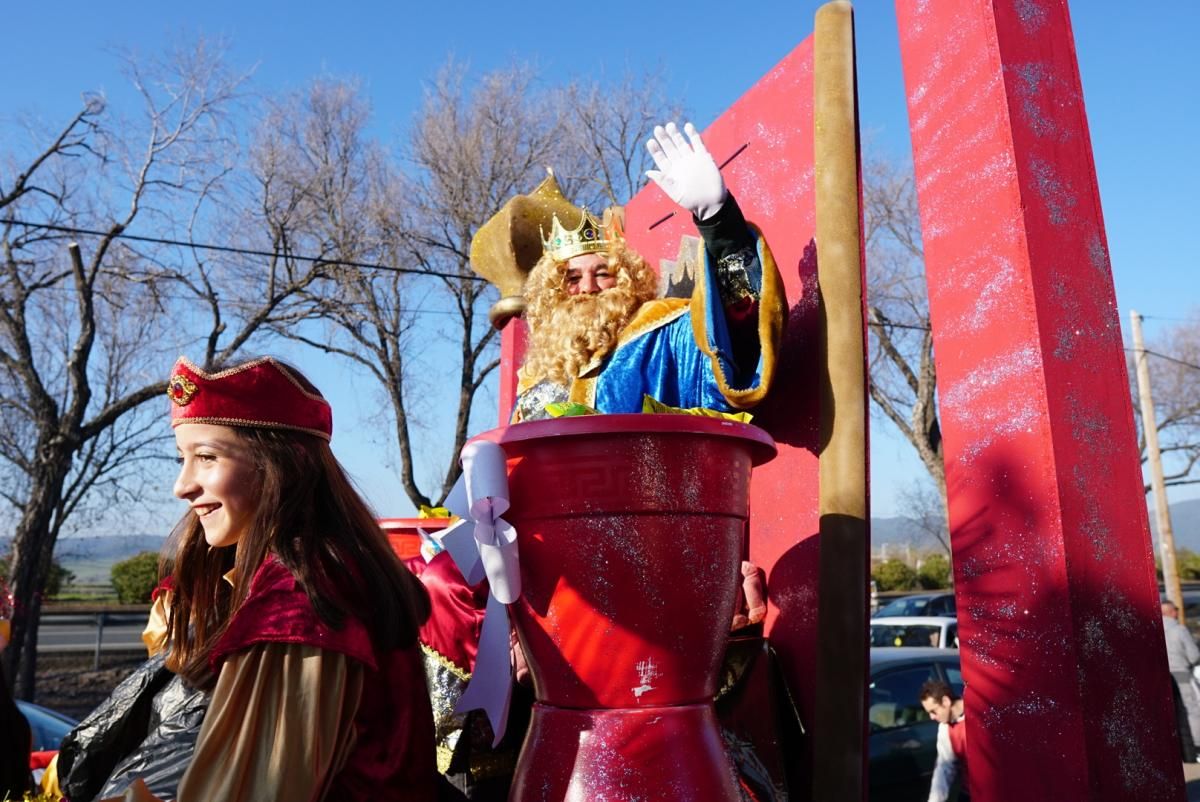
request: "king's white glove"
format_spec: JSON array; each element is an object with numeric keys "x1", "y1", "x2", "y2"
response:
[{"x1": 645, "y1": 122, "x2": 727, "y2": 221}]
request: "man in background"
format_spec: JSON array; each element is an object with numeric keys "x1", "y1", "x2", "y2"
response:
[
  {"x1": 920, "y1": 678, "x2": 968, "y2": 802},
  {"x1": 1162, "y1": 600, "x2": 1200, "y2": 758}
]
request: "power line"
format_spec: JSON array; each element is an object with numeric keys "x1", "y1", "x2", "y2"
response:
[
  {"x1": 1140, "y1": 315, "x2": 1199, "y2": 324},
  {"x1": 7, "y1": 217, "x2": 1194, "y2": 349},
  {"x1": 868, "y1": 319, "x2": 931, "y2": 332},
  {"x1": 1126, "y1": 348, "x2": 1200, "y2": 373},
  {"x1": 1, "y1": 217, "x2": 488, "y2": 283},
  {"x1": 23, "y1": 282, "x2": 471, "y2": 318},
  {"x1": 868, "y1": 323, "x2": 1200, "y2": 371}
]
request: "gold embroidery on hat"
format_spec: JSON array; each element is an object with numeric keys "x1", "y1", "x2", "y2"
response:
[
  {"x1": 168, "y1": 415, "x2": 332, "y2": 442},
  {"x1": 167, "y1": 374, "x2": 199, "y2": 406}
]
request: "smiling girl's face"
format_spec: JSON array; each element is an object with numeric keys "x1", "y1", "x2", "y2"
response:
[{"x1": 173, "y1": 423, "x2": 260, "y2": 548}]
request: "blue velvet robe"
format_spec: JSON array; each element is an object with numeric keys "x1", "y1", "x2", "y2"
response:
[{"x1": 515, "y1": 229, "x2": 784, "y2": 420}]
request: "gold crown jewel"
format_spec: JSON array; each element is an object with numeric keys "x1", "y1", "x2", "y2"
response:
[{"x1": 541, "y1": 209, "x2": 610, "y2": 263}]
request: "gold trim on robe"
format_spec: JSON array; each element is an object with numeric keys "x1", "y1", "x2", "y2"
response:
[{"x1": 689, "y1": 225, "x2": 785, "y2": 410}]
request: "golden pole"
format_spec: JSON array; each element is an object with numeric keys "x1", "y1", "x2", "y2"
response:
[{"x1": 811, "y1": 2, "x2": 870, "y2": 799}]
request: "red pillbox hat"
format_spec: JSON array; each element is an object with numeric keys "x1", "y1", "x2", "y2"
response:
[{"x1": 167, "y1": 356, "x2": 333, "y2": 441}]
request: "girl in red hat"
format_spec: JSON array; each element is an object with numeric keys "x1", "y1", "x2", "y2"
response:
[{"x1": 117, "y1": 356, "x2": 436, "y2": 801}]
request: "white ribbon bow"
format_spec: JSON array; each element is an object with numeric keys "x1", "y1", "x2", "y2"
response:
[{"x1": 436, "y1": 440, "x2": 520, "y2": 745}]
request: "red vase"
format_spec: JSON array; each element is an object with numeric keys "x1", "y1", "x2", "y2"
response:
[{"x1": 476, "y1": 414, "x2": 776, "y2": 802}]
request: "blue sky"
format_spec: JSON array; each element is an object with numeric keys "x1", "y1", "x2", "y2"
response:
[{"x1": 3, "y1": 1, "x2": 1196, "y2": 527}]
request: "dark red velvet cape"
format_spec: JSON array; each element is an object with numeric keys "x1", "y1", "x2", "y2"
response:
[{"x1": 211, "y1": 557, "x2": 437, "y2": 801}]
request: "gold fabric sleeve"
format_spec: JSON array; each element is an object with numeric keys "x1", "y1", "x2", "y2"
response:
[
  {"x1": 141, "y1": 593, "x2": 170, "y2": 657},
  {"x1": 40, "y1": 753, "x2": 63, "y2": 798},
  {"x1": 175, "y1": 643, "x2": 364, "y2": 802}
]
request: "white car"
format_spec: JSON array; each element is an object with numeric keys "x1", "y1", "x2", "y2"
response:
[{"x1": 869, "y1": 616, "x2": 959, "y2": 649}]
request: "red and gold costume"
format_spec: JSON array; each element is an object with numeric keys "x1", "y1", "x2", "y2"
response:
[
  {"x1": 176, "y1": 557, "x2": 437, "y2": 801},
  {"x1": 97, "y1": 356, "x2": 439, "y2": 802},
  {"x1": 404, "y1": 551, "x2": 528, "y2": 796}
]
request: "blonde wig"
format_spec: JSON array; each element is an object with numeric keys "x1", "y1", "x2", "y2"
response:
[{"x1": 521, "y1": 239, "x2": 659, "y2": 387}]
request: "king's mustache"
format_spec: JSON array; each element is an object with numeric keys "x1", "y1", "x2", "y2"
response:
[{"x1": 559, "y1": 288, "x2": 625, "y2": 313}]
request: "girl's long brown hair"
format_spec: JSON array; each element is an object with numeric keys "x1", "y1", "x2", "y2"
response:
[{"x1": 163, "y1": 371, "x2": 431, "y2": 688}]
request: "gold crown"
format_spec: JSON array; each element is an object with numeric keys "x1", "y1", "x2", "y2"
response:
[{"x1": 541, "y1": 209, "x2": 610, "y2": 263}]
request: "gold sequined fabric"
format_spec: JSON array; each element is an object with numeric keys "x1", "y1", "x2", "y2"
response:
[{"x1": 421, "y1": 645, "x2": 470, "y2": 774}]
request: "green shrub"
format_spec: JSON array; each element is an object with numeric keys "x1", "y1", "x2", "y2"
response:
[
  {"x1": 873, "y1": 559, "x2": 918, "y2": 592},
  {"x1": 917, "y1": 553, "x2": 952, "y2": 589},
  {"x1": 111, "y1": 551, "x2": 161, "y2": 604},
  {"x1": 1177, "y1": 549, "x2": 1200, "y2": 581}
]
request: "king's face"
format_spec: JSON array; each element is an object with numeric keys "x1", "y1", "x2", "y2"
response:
[{"x1": 564, "y1": 252, "x2": 616, "y2": 296}]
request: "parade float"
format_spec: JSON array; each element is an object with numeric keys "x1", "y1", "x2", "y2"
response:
[{"x1": 395, "y1": 2, "x2": 1186, "y2": 800}]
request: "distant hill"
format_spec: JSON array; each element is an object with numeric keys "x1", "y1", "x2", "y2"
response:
[
  {"x1": 873, "y1": 498, "x2": 1200, "y2": 555},
  {"x1": 53, "y1": 534, "x2": 167, "y2": 562},
  {"x1": 1148, "y1": 497, "x2": 1200, "y2": 553},
  {"x1": 0, "y1": 534, "x2": 167, "y2": 586},
  {"x1": 53, "y1": 535, "x2": 167, "y2": 584}
]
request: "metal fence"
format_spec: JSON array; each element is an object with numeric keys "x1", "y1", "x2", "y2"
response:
[{"x1": 39, "y1": 608, "x2": 149, "y2": 669}]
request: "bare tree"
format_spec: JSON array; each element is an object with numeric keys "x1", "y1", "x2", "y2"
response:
[
  {"x1": 863, "y1": 155, "x2": 945, "y2": 505},
  {"x1": 1130, "y1": 313, "x2": 1200, "y2": 492},
  {"x1": 558, "y1": 70, "x2": 683, "y2": 210},
  {"x1": 261, "y1": 66, "x2": 680, "y2": 510},
  {"x1": 243, "y1": 75, "x2": 478, "y2": 510},
  {"x1": 0, "y1": 42, "x2": 324, "y2": 696},
  {"x1": 898, "y1": 481, "x2": 951, "y2": 556}
]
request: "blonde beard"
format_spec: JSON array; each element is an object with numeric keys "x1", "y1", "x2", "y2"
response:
[{"x1": 521, "y1": 286, "x2": 646, "y2": 387}]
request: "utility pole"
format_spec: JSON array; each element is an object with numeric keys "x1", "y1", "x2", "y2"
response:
[{"x1": 1131, "y1": 309, "x2": 1183, "y2": 622}]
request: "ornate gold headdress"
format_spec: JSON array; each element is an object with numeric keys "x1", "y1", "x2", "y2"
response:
[
  {"x1": 540, "y1": 209, "x2": 609, "y2": 263},
  {"x1": 469, "y1": 169, "x2": 623, "y2": 328}
]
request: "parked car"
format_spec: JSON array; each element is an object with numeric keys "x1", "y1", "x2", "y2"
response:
[
  {"x1": 871, "y1": 616, "x2": 959, "y2": 649},
  {"x1": 17, "y1": 699, "x2": 77, "y2": 774},
  {"x1": 869, "y1": 647, "x2": 964, "y2": 802},
  {"x1": 873, "y1": 591, "x2": 956, "y2": 618}
]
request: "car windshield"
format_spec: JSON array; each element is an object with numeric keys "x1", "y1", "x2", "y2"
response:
[
  {"x1": 874, "y1": 596, "x2": 935, "y2": 617},
  {"x1": 871, "y1": 624, "x2": 943, "y2": 648}
]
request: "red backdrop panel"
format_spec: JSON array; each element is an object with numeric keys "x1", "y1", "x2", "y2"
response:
[
  {"x1": 895, "y1": 1, "x2": 1182, "y2": 799},
  {"x1": 623, "y1": 39, "x2": 823, "y2": 740}
]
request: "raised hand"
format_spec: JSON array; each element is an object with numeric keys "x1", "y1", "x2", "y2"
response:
[{"x1": 645, "y1": 121, "x2": 727, "y2": 221}]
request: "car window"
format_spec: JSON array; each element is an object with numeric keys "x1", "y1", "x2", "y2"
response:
[
  {"x1": 942, "y1": 663, "x2": 965, "y2": 696},
  {"x1": 871, "y1": 624, "x2": 943, "y2": 648},
  {"x1": 874, "y1": 597, "x2": 928, "y2": 617},
  {"x1": 947, "y1": 623, "x2": 958, "y2": 648},
  {"x1": 869, "y1": 665, "x2": 937, "y2": 732},
  {"x1": 928, "y1": 596, "x2": 954, "y2": 616}
]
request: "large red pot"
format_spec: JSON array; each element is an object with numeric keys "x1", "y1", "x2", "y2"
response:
[{"x1": 476, "y1": 414, "x2": 776, "y2": 802}]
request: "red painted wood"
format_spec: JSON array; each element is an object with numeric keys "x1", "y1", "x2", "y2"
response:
[
  {"x1": 497, "y1": 318, "x2": 527, "y2": 424},
  {"x1": 624, "y1": 39, "x2": 824, "y2": 761},
  {"x1": 895, "y1": 1, "x2": 1182, "y2": 798}
]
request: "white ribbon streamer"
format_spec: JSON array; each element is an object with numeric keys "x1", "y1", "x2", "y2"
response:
[{"x1": 436, "y1": 440, "x2": 520, "y2": 745}]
